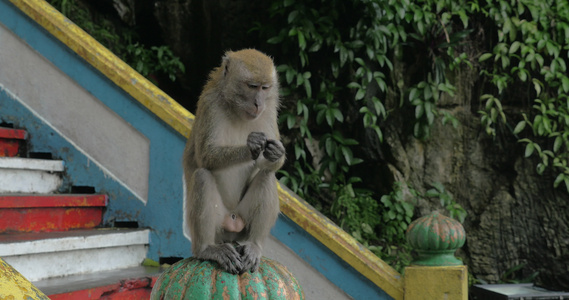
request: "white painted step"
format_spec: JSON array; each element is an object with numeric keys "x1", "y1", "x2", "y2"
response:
[
  {"x1": 0, "y1": 228, "x2": 149, "y2": 281},
  {"x1": 0, "y1": 157, "x2": 64, "y2": 193}
]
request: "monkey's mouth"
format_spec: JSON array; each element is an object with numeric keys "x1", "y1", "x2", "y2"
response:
[{"x1": 246, "y1": 109, "x2": 261, "y2": 119}]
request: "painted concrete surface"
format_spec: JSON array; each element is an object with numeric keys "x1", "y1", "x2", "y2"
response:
[
  {"x1": 404, "y1": 265, "x2": 468, "y2": 300},
  {"x1": 0, "y1": 21, "x2": 150, "y2": 202},
  {"x1": 264, "y1": 235, "x2": 350, "y2": 300},
  {"x1": 0, "y1": 229, "x2": 149, "y2": 281},
  {"x1": 0, "y1": 157, "x2": 64, "y2": 193}
]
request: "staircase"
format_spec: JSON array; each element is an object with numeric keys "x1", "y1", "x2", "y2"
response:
[{"x1": 0, "y1": 125, "x2": 161, "y2": 299}]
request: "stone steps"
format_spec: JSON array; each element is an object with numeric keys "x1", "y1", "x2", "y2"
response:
[
  {"x1": 0, "y1": 228, "x2": 149, "y2": 282},
  {"x1": 0, "y1": 125, "x2": 155, "y2": 297}
]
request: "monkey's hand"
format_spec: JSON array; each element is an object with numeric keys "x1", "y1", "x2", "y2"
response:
[
  {"x1": 247, "y1": 132, "x2": 267, "y2": 160},
  {"x1": 198, "y1": 243, "x2": 243, "y2": 275},
  {"x1": 236, "y1": 242, "x2": 262, "y2": 274},
  {"x1": 263, "y1": 139, "x2": 285, "y2": 162}
]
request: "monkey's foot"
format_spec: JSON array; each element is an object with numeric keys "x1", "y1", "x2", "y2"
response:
[
  {"x1": 222, "y1": 213, "x2": 245, "y2": 233},
  {"x1": 198, "y1": 243, "x2": 243, "y2": 275},
  {"x1": 236, "y1": 243, "x2": 262, "y2": 274}
]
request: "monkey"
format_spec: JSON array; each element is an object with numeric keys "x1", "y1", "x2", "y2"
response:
[{"x1": 183, "y1": 49, "x2": 285, "y2": 275}]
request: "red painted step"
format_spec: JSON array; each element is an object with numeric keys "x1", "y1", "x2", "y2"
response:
[
  {"x1": 0, "y1": 127, "x2": 27, "y2": 157},
  {"x1": 0, "y1": 194, "x2": 107, "y2": 233},
  {"x1": 35, "y1": 265, "x2": 162, "y2": 300},
  {"x1": 48, "y1": 277, "x2": 157, "y2": 300}
]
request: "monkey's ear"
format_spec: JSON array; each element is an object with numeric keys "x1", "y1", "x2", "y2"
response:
[{"x1": 222, "y1": 55, "x2": 231, "y2": 77}]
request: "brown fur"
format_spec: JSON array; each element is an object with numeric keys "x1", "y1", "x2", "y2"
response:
[{"x1": 183, "y1": 49, "x2": 284, "y2": 274}]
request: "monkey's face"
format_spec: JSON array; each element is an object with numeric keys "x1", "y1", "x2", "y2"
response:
[
  {"x1": 221, "y1": 49, "x2": 278, "y2": 121},
  {"x1": 239, "y1": 82, "x2": 271, "y2": 120}
]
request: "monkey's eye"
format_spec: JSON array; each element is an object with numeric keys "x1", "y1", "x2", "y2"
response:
[
  {"x1": 247, "y1": 83, "x2": 260, "y2": 89},
  {"x1": 262, "y1": 85, "x2": 270, "y2": 90}
]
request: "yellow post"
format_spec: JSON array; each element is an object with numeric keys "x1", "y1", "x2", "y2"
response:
[
  {"x1": 0, "y1": 257, "x2": 50, "y2": 300},
  {"x1": 404, "y1": 265, "x2": 468, "y2": 300}
]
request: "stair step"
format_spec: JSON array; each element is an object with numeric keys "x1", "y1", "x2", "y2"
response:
[
  {"x1": 34, "y1": 265, "x2": 162, "y2": 299},
  {"x1": 0, "y1": 228, "x2": 149, "y2": 281},
  {"x1": 0, "y1": 127, "x2": 27, "y2": 157},
  {"x1": 0, "y1": 194, "x2": 108, "y2": 233},
  {"x1": 0, "y1": 157, "x2": 64, "y2": 193}
]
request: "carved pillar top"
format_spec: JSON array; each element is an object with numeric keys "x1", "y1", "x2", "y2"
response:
[{"x1": 406, "y1": 211, "x2": 466, "y2": 266}]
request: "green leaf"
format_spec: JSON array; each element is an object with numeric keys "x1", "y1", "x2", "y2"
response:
[
  {"x1": 415, "y1": 104, "x2": 424, "y2": 118},
  {"x1": 424, "y1": 85, "x2": 433, "y2": 100},
  {"x1": 341, "y1": 147, "x2": 353, "y2": 165},
  {"x1": 333, "y1": 109, "x2": 344, "y2": 123},
  {"x1": 267, "y1": 35, "x2": 283, "y2": 44},
  {"x1": 288, "y1": 28, "x2": 297, "y2": 36},
  {"x1": 562, "y1": 76, "x2": 569, "y2": 93},
  {"x1": 355, "y1": 88, "x2": 366, "y2": 100},
  {"x1": 458, "y1": 10, "x2": 468, "y2": 28},
  {"x1": 479, "y1": 53, "x2": 493, "y2": 62},
  {"x1": 513, "y1": 121, "x2": 526, "y2": 134},
  {"x1": 287, "y1": 10, "x2": 299, "y2": 23},
  {"x1": 554, "y1": 173, "x2": 565, "y2": 188},
  {"x1": 525, "y1": 142, "x2": 535, "y2": 157},
  {"x1": 554, "y1": 136, "x2": 563, "y2": 153},
  {"x1": 304, "y1": 80, "x2": 312, "y2": 98},
  {"x1": 361, "y1": 223, "x2": 373, "y2": 235},
  {"x1": 409, "y1": 88, "x2": 419, "y2": 101},
  {"x1": 532, "y1": 78, "x2": 542, "y2": 96},
  {"x1": 509, "y1": 41, "x2": 521, "y2": 54},
  {"x1": 347, "y1": 82, "x2": 361, "y2": 89},
  {"x1": 425, "y1": 188, "x2": 439, "y2": 197},
  {"x1": 326, "y1": 109, "x2": 334, "y2": 127},
  {"x1": 287, "y1": 114, "x2": 296, "y2": 129},
  {"x1": 325, "y1": 138, "x2": 334, "y2": 156},
  {"x1": 425, "y1": 103, "x2": 435, "y2": 125}
]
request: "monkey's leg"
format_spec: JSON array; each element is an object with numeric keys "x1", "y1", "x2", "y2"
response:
[
  {"x1": 235, "y1": 170, "x2": 280, "y2": 273},
  {"x1": 188, "y1": 168, "x2": 243, "y2": 274}
]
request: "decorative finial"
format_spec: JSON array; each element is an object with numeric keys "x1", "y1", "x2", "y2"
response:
[{"x1": 406, "y1": 211, "x2": 466, "y2": 266}]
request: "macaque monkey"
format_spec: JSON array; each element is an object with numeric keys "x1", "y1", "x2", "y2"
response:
[{"x1": 183, "y1": 49, "x2": 285, "y2": 274}]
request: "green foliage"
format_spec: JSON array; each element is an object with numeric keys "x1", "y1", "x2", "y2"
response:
[
  {"x1": 425, "y1": 182, "x2": 467, "y2": 223},
  {"x1": 379, "y1": 183, "x2": 415, "y2": 243},
  {"x1": 261, "y1": 1, "x2": 569, "y2": 273},
  {"x1": 46, "y1": 0, "x2": 185, "y2": 84},
  {"x1": 374, "y1": 182, "x2": 416, "y2": 273},
  {"x1": 125, "y1": 44, "x2": 185, "y2": 82},
  {"x1": 477, "y1": 0, "x2": 569, "y2": 192},
  {"x1": 260, "y1": 0, "x2": 474, "y2": 270}
]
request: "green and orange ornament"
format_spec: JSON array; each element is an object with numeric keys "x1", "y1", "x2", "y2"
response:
[
  {"x1": 151, "y1": 257, "x2": 304, "y2": 300},
  {"x1": 406, "y1": 211, "x2": 466, "y2": 266}
]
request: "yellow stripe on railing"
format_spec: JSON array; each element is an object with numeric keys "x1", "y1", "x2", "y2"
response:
[{"x1": 8, "y1": 0, "x2": 404, "y2": 298}]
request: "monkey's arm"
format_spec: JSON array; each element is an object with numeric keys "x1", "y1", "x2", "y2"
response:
[{"x1": 200, "y1": 143, "x2": 252, "y2": 170}]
